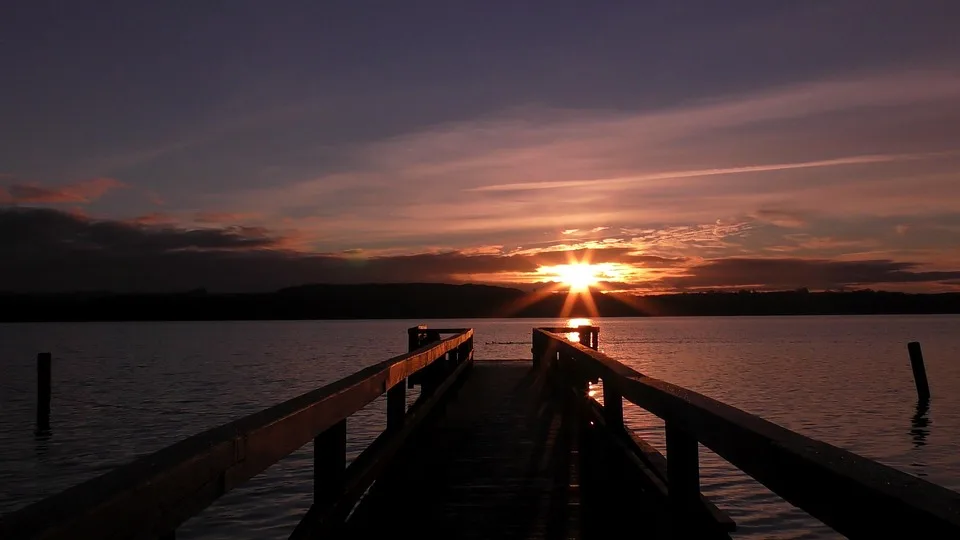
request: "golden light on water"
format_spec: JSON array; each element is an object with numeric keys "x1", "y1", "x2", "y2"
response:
[{"x1": 566, "y1": 317, "x2": 593, "y2": 341}]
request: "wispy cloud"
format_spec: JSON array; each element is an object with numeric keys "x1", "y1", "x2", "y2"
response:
[
  {"x1": 207, "y1": 68, "x2": 960, "y2": 253},
  {"x1": 466, "y1": 152, "x2": 950, "y2": 192},
  {"x1": 193, "y1": 211, "x2": 260, "y2": 224},
  {"x1": 0, "y1": 178, "x2": 124, "y2": 204},
  {"x1": 665, "y1": 258, "x2": 960, "y2": 291}
]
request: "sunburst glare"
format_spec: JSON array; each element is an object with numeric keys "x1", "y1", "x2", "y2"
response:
[{"x1": 535, "y1": 252, "x2": 628, "y2": 318}]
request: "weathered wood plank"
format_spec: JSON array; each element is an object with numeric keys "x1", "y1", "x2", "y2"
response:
[{"x1": 342, "y1": 362, "x2": 585, "y2": 539}]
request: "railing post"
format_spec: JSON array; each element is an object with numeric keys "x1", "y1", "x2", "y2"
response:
[
  {"x1": 407, "y1": 326, "x2": 425, "y2": 352},
  {"x1": 576, "y1": 326, "x2": 599, "y2": 350},
  {"x1": 532, "y1": 330, "x2": 540, "y2": 368},
  {"x1": 387, "y1": 381, "x2": 405, "y2": 431},
  {"x1": 314, "y1": 420, "x2": 346, "y2": 508},
  {"x1": 666, "y1": 421, "x2": 699, "y2": 535},
  {"x1": 577, "y1": 326, "x2": 591, "y2": 349},
  {"x1": 602, "y1": 377, "x2": 623, "y2": 431},
  {"x1": 422, "y1": 364, "x2": 438, "y2": 395}
]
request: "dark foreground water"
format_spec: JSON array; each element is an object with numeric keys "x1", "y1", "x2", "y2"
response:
[{"x1": 2, "y1": 316, "x2": 959, "y2": 539}]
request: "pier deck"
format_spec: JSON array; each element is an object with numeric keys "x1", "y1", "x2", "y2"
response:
[{"x1": 344, "y1": 360, "x2": 584, "y2": 539}]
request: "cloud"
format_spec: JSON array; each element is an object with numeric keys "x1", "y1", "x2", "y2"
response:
[
  {"x1": 3, "y1": 208, "x2": 958, "y2": 293},
  {"x1": 193, "y1": 211, "x2": 259, "y2": 224},
  {"x1": 666, "y1": 258, "x2": 960, "y2": 291},
  {"x1": 0, "y1": 208, "x2": 688, "y2": 292},
  {"x1": 147, "y1": 191, "x2": 165, "y2": 206},
  {"x1": 0, "y1": 207, "x2": 282, "y2": 255},
  {"x1": 207, "y1": 68, "x2": 960, "y2": 252},
  {"x1": 783, "y1": 234, "x2": 880, "y2": 251},
  {"x1": 0, "y1": 178, "x2": 124, "y2": 204},
  {"x1": 750, "y1": 208, "x2": 808, "y2": 228},
  {"x1": 466, "y1": 153, "x2": 944, "y2": 192},
  {"x1": 128, "y1": 212, "x2": 179, "y2": 226}
]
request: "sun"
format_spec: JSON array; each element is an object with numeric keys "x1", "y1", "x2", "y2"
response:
[{"x1": 549, "y1": 263, "x2": 601, "y2": 292}]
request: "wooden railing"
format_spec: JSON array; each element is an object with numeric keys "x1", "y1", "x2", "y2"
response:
[
  {"x1": 536, "y1": 325, "x2": 600, "y2": 350},
  {"x1": 533, "y1": 328, "x2": 960, "y2": 538},
  {"x1": 0, "y1": 328, "x2": 474, "y2": 540}
]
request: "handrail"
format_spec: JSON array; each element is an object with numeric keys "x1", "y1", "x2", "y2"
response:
[
  {"x1": 533, "y1": 328, "x2": 960, "y2": 538},
  {"x1": 1, "y1": 329, "x2": 474, "y2": 540}
]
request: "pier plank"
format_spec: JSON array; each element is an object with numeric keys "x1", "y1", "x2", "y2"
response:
[{"x1": 343, "y1": 361, "x2": 589, "y2": 539}]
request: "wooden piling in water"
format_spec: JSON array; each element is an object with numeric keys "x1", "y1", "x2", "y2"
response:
[
  {"x1": 36, "y1": 352, "x2": 51, "y2": 433},
  {"x1": 907, "y1": 341, "x2": 931, "y2": 401}
]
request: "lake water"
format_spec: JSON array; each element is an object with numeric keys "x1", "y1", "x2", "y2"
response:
[{"x1": 2, "y1": 316, "x2": 959, "y2": 538}]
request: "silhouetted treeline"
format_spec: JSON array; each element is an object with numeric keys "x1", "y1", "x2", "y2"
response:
[{"x1": 2, "y1": 284, "x2": 960, "y2": 322}]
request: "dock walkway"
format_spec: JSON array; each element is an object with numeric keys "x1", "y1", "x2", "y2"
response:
[{"x1": 346, "y1": 360, "x2": 580, "y2": 539}]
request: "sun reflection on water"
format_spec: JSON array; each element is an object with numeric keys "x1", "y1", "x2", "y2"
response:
[{"x1": 565, "y1": 317, "x2": 593, "y2": 341}]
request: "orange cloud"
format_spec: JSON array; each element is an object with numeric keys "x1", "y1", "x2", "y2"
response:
[{"x1": 0, "y1": 177, "x2": 124, "y2": 204}]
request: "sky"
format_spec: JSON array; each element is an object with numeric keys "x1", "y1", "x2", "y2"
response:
[{"x1": 3, "y1": 1, "x2": 960, "y2": 293}]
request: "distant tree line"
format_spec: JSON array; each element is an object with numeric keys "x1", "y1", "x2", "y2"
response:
[{"x1": 1, "y1": 283, "x2": 959, "y2": 322}]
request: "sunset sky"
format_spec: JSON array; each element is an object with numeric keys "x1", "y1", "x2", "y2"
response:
[{"x1": 3, "y1": 2, "x2": 960, "y2": 293}]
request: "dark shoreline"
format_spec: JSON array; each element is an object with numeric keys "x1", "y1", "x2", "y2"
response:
[{"x1": 3, "y1": 283, "x2": 960, "y2": 322}]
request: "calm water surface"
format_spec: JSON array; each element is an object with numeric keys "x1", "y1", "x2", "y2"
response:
[{"x1": 2, "y1": 316, "x2": 959, "y2": 539}]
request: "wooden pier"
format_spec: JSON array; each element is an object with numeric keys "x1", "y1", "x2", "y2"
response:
[{"x1": 3, "y1": 326, "x2": 960, "y2": 539}]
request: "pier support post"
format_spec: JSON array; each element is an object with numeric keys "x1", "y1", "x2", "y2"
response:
[
  {"x1": 666, "y1": 421, "x2": 699, "y2": 536},
  {"x1": 36, "y1": 353, "x2": 51, "y2": 434},
  {"x1": 907, "y1": 342, "x2": 930, "y2": 402},
  {"x1": 314, "y1": 420, "x2": 346, "y2": 507}
]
